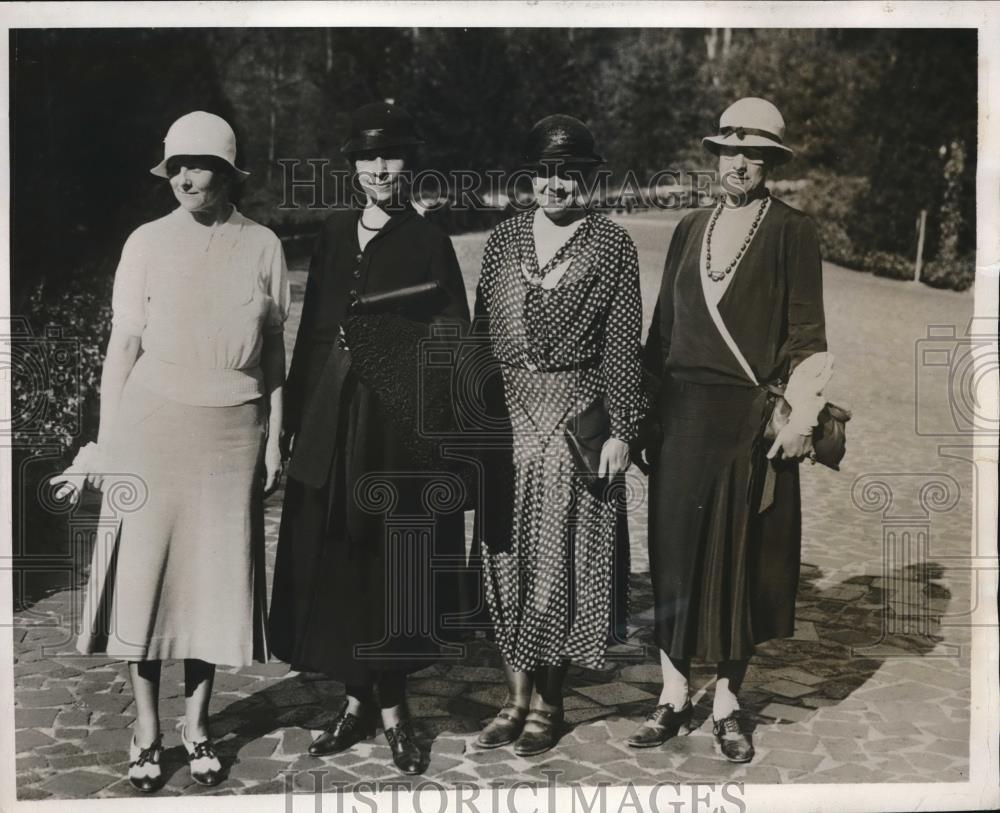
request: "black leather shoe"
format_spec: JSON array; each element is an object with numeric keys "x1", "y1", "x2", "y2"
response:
[
  {"x1": 383, "y1": 719, "x2": 425, "y2": 775},
  {"x1": 477, "y1": 705, "x2": 529, "y2": 749},
  {"x1": 513, "y1": 707, "x2": 564, "y2": 757},
  {"x1": 308, "y1": 702, "x2": 374, "y2": 756},
  {"x1": 626, "y1": 701, "x2": 692, "y2": 748},
  {"x1": 713, "y1": 712, "x2": 755, "y2": 763}
]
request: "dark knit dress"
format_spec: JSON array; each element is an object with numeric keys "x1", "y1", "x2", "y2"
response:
[{"x1": 643, "y1": 197, "x2": 826, "y2": 662}]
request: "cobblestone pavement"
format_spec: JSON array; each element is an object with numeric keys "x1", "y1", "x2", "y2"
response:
[{"x1": 14, "y1": 214, "x2": 977, "y2": 799}]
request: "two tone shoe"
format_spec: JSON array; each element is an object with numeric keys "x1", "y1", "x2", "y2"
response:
[
  {"x1": 181, "y1": 726, "x2": 223, "y2": 786},
  {"x1": 712, "y1": 712, "x2": 755, "y2": 763},
  {"x1": 626, "y1": 701, "x2": 693, "y2": 748},
  {"x1": 128, "y1": 734, "x2": 165, "y2": 793},
  {"x1": 308, "y1": 702, "x2": 376, "y2": 756}
]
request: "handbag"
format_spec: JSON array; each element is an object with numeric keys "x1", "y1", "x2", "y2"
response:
[
  {"x1": 763, "y1": 384, "x2": 852, "y2": 470},
  {"x1": 565, "y1": 397, "x2": 612, "y2": 498}
]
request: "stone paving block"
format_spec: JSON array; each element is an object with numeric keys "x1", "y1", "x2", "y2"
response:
[
  {"x1": 424, "y1": 754, "x2": 464, "y2": 775},
  {"x1": 565, "y1": 706, "x2": 611, "y2": 725},
  {"x1": 279, "y1": 727, "x2": 319, "y2": 757},
  {"x1": 17, "y1": 688, "x2": 75, "y2": 708},
  {"x1": 677, "y1": 756, "x2": 737, "y2": 779},
  {"x1": 56, "y1": 709, "x2": 92, "y2": 728},
  {"x1": 408, "y1": 678, "x2": 469, "y2": 697},
  {"x1": 761, "y1": 679, "x2": 817, "y2": 699},
  {"x1": 811, "y1": 764, "x2": 883, "y2": 782},
  {"x1": 467, "y1": 747, "x2": 517, "y2": 765},
  {"x1": 82, "y1": 727, "x2": 133, "y2": 752},
  {"x1": 77, "y1": 693, "x2": 133, "y2": 714},
  {"x1": 922, "y1": 721, "x2": 970, "y2": 741},
  {"x1": 770, "y1": 667, "x2": 826, "y2": 686},
  {"x1": 563, "y1": 694, "x2": 599, "y2": 710},
  {"x1": 97, "y1": 750, "x2": 130, "y2": 766},
  {"x1": 856, "y1": 681, "x2": 946, "y2": 703},
  {"x1": 619, "y1": 664, "x2": 664, "y2": 683},
  {"x1": 570, "y1": 722, "x2": 609, "y2": 742},
  {"x1": 464, "y1": 685, "x2": 508, "y2": 709},
  {"x1": 923, "y1": 739, "x2": 968, "y2": 758},
  {"x1": 213, "y1": 672, "x2": 257, "y2": 692},
  {"x1": 740, "y1": 764, "x2": 782, "y2": 783},
  {"x1": 17, "y1": 755, "x2": 48, "y2": 772},
  {"x1": 240, "y1": 662, "x2": 293, "y2": 677},
  {"x1": 55, "y1": 728, "x2": 90, "y2": 740},
  {"x1": 876, "y1": 701, "x2": 949, "y2": 724},
  {"x1": 521, "y1": 758, "x2": 594, "y2": 783},
  {"x1": 92, "y1": 713, "x2": 132, "y2": 730},
  {"x1": 238, "y1": 737, "x2": 279, "y2": 758},
  {"x1": 755, "y1": 731, "x2": 820, "y2": 753},
  {"x1": 42, "y1": 769, "x2": 117, "y2": 796},
  {"x1": 573, "y1": 682, "x2": 656, "y2": 707},
  {"x1": 863, "y1": 736, "x2": 925, "y2": 755},
  {"x1": 37, "y1": 742, "x2": 83, "y2": 756},
  {"x1": 228, "y1": 757, "x2": 288, "y2": 782},
  {"x1": 15, "y1": 707, "x2": 60, "y2": 729},
  {"x1": 443, "y1": 666, "x2": 506, "y2": 682},
  {"x1": 759, "y1": 703, "x2": 814, "y2": 723},
  {"x1": 811, "y1": 720, "x2": 868, "y2": 740},
  {"x1": 473, "y1": 762, "x2": 521, "y2": 780},
  {"x1": 820, "y1": 738, "x2": 867, "y2": 761},
  {"x1": 759, "y1": 749, "x2": 824, "y2": 772},
  {"x1": 871, "y1": 720, "x2": 922, "y2": 737},
  {"x1": 874, "y1": 755, "x2": 917, "y2": 777},
  {"x1": 430, "y1": 734, "x2": 469, "y2": 756},
  {"x1": 47, "y1": 753, "x2": 104, "y2": 771},
  {"x1": 17, "y1": 787, "x2": 53, "y2": 801}
]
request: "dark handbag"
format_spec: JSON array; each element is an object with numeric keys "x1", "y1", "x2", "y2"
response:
[
  {"x1": 763, "y1": 385, "x2": 852, "y2": 470},
  {"x1": 565, "y1": 397, "x2": 612, "y2": 498}
]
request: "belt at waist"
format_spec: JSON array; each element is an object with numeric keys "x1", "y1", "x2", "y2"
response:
[
  {"x1": 500, "y1": 355, "x2": 599, "y2": 374},
  {"x1": 130, "y1": 354, "x2": 264, "y2": 407}
]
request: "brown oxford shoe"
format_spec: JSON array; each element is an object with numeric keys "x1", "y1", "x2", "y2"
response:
[
  {"x1": 383, "y1": 718, "x2": 425, "y2": 775},
  {"x1": 712, "y1": 711, "x2": 755, "y2": 763},
  {"x1": 626, "y1": 701, "x2": 693, "y2": 748},
  {"x1": 308, "y1": 702, "x2": 375, "y2": 756}
]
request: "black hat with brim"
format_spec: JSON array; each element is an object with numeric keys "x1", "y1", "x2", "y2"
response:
[
  {"x1": 341, "y1": 101, "x2": 425, "y2": 156},
  {"x1": 522, "y1": 114, "x2": 605, "y2": 170}
]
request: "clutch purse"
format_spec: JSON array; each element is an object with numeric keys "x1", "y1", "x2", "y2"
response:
[
  {"x1": 764, "y1": 387, "x2": 852, "y2": 470},
  {"x1": 565, "y1": 397, "x2": 611, "y2": 498}
]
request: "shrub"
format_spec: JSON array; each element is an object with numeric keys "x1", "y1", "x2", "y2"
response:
[
  {"x1": 863, "y1": 250, "x2": 916, "y2": 282},
  {"x1": 921, "y1": 254, "x2": 976, "y2": 292},
  {"x1": 788, "y1": 171, "x2": 869, "y2": 269},
  {"x1": 12, "y1": 266, "x2": 113, "y2": 457}
]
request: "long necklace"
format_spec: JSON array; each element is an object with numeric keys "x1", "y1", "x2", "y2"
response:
[{"x1": 705, "y1": 193, "x2": 770, "y2": 282}]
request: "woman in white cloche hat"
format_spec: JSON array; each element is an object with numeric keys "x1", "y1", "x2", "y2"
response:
[
  {"x1": 630, "y1": 97, "x2": 832, "y2": 763},
  {"x1": 53, "y1": 111, "x2": 290, "y2": 792}
]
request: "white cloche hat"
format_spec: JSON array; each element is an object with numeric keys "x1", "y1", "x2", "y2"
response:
[
  {"x1": 702, "y1": 97, "x2": 794, "y2": 165},
  {"x1": 150, "y1": 111, "x2": 250, "y2": 178}
]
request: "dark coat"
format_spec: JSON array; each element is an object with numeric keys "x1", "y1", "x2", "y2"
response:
[{"x1": 269, "y1": 206, "x2": 473, "y2": 681}]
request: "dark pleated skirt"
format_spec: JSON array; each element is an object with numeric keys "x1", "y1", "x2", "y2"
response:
[
  {"x1": 268, "y1": 375, "x2": 468, "y2": 685},
  {"x1": 648, "y1": 377, "x2": 801, "y2": 662}
]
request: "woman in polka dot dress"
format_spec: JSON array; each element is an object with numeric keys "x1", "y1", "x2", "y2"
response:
[{"x1": 473, "y1": 115, "x2": 646, "y2": 756}]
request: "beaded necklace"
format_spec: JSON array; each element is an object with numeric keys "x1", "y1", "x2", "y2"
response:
[{"x1": 705, "y1": 193, "x2": 770, "y2": 282}]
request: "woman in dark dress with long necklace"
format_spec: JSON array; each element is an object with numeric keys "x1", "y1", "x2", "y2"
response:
[
  {"x1": 629, "y1": 98, "x2": 832, "y2": 762},
  {"x1": 268, "y1": 102, "x2": 470, "y2": 775}
]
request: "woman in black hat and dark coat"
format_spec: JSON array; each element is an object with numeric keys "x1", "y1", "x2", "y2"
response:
[
  {"x1": 473, "y1": 115, "x2": 646, "y2": 756},
  {"x1": 267, "y1": 101, "x2": 470, "y2": 775}
]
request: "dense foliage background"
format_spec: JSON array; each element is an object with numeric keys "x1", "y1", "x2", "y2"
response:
[{"x1": 9, "y1": 27, "x2": 978, "y2": 458}]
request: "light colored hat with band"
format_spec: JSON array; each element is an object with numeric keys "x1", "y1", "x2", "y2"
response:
[
  {"x1": 150, "y1": 111, "x2": 250, "y2": 178},
  {"x1": 702, "y1": 97, "x2": 794, "y2": 165}
]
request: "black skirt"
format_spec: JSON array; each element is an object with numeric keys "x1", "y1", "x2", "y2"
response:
[
  {"x1": 268, "y1": 374, "x2": 469, "y2": 684},
  {"x1": 648, "y1": 377, "x2": 801, "y2": 662}
]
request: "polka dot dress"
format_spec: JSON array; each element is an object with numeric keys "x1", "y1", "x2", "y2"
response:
[{"x1": 475, "y1": 209, "x2": 646, "y2": 671}]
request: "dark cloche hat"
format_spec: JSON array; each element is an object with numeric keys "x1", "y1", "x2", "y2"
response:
[
  {"x1": 522, "y1": 114, "x2": 605, "y2": 168},
  {"x1": 341, "y1": 101, "x2": 425, "y2": 156}
]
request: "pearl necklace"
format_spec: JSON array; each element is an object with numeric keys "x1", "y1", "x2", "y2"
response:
[{"x1": 705, "y1": 194, "x2": 770, "y2": 282}]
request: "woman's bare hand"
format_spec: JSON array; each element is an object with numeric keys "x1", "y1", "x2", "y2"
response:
[
  {"x1": 263, "y1": 439, "x2": 283, "y2": 497},
  {"x1": 598, "y1": 437, "x2": 631, "y2": 478}
]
